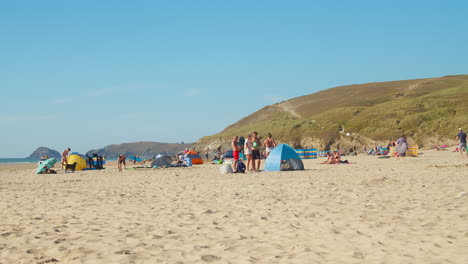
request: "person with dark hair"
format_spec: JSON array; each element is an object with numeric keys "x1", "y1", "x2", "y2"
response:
[
  {"x1": 251, "y1": 132, "x2": 261, "y2": 171},
  {"x1": 262, "y1": 132, "x2": 276, "y2": 157},
  {"x1": 61, "y1": 147, "x2": 71, "y2": 167},
  {"x1": 456, "y1": 128, "x2": 467, "y2": 158},
  {"x1": 118, "y1": 154, "x2": 126, "y2": 172}
]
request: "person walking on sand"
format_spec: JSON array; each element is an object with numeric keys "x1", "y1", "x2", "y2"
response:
[
  {"x1": 456, "y1": 128, "x2": 467, "y2": 158},
  {"x1": 395, "y1": 135, "x2": 408, "y2": 159},
  {"x1": 244, "y1": 134, "x2": 255, "y2": 171},
  {"x1": 61, "y1": 147, "x2": 71, "y2": 167},
  {"x1": 118, "y1": 154, "x2": 126, "y2": 172},
  {"x1": 251, "y1": 131, "x2": 262, "y2": 171},
  {"x1": 231, "y1": 136, "x2": 240, "y2": 172},
  {"x1": 262, "y1": 133, "x2": 276, "y2": 158}
]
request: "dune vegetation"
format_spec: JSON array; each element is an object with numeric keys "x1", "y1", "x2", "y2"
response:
[{"x1": 196, "y1": 75, "x2": 468, "y2": 151}]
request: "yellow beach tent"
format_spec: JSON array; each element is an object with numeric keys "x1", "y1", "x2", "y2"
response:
[{"x1": 65, "y1": 154, "x2": 87, "y2": 170}]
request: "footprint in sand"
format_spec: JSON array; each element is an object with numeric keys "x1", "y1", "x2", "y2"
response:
[{"x1": 201, "y1": 254, "x2": 221, "y2": 262}]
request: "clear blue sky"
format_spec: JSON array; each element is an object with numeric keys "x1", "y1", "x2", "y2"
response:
[{"x1": 1, "y1": 0, "x2": 467, "y2": 157}]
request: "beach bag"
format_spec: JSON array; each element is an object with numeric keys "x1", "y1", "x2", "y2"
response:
[
  {"x1": 237, "y1": 160, "x2": 246, "y2": 173},
  {"x1": 220, "y1": 164, "x2": 234, "y2": 174}
]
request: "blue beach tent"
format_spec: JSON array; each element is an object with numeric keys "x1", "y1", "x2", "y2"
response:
[{"x1": 264, "y1": 144, "x2": 304, "y2": 171}]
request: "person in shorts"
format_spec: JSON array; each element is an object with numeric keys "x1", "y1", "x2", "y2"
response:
[
  {"x1": 262, "y1": 132, "x2": 276, "y2": 157},
  {"x1": 251, "y1": 131, "x2": 261, "y2": 171},
  {"x1": 456, "y1": 128, "x2": 467, "y2": 158},
  {"x1": 204, "y1": 148, "x2": 209, "y2": 162},
  {"x1": 231, "y1": 136, "x2": 240, "y2": 172},
  {"x1": 244, "y1": 134, "x2": 255, "y2": 171},
  {"x1": 118, "y1": 154, "x2": 126, "y2": 172}
]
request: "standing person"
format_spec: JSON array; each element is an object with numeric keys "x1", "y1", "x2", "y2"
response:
[
  {"x1": 118, "y1": 154, "x2": 126, "y2": 172},
  {"x1": 61, "y1": 147, "x2": 71, "y2": 167},
  {"x1": 395, "y1": 135, "x2": 408, "y2": 159},
  {"x1": 204, "y1": 148, "x2": 210, "y2": 162},
  {"x1": 456, "y1": 128, "x2": 467, "y2": 158},
  {"x1": 231, "y1": 136, "x2": 240, "y2": 172},
  {"x1": 262, "y1": 133, "x2": 276, "y2": 157},
  {"x1": 244, "y1": 134, "x2": 255, "y2": 171},
  {"x1": 251, "y1": 131, "x2": 262, "y2": 171}
]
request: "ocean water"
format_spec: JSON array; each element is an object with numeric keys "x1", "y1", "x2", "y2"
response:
[{"x1": 0, "y1": 158, "x2": 37, "y2": 164}]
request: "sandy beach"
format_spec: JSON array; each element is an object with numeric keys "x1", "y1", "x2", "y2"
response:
[{"x1": 1, "y1": 150, "x2": 467, "y2": 264}]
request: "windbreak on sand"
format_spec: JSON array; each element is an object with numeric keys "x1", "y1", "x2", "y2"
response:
[{"x1": 264, "y1": 144, "x2": 304, "y2": 171}]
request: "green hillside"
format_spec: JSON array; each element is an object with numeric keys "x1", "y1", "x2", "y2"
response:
[{"x1": 196, "y1": 75, "x2": 468, "y2": 151}]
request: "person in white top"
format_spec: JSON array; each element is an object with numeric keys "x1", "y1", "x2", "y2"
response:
[{"x1": 244, "y1": 134, "x2": 255, "y2": 171}]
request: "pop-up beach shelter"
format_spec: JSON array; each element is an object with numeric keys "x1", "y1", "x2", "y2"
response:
[
  {"x1": 185, "y1": 151, "x2": 203, "y2": 164},
  {"x1": 264, "y1": 144, "x2": 304, "y2": 171},
  {"x1": 151, "y1": 156, "x2": 173, "y2": 167},
  {"x1": 65, "y1": 153, "x2": 87, "y2": 171}
]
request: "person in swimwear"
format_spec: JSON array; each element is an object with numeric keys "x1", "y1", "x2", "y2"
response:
[
  {"x1": 231, "y1": 136, "x2": 240, "y2": 172},
  {"x1": 322, "y1": 152, "x2": 336, "y2": 164},
  {"x1": 61, "y1": 147, "x2": 71, "y2": 167},
  {"x1": 262, "y1": 133, "x2": 276, "y2": 157},
  {"x1": 118, "y1": 154, "x2": 126, "y2": 172}
]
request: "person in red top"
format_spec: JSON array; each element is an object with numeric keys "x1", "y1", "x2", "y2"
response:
[{"x1": 231, "y1": 136, "x2": 240, "y2": 172}]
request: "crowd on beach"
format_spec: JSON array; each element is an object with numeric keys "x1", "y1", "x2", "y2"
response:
[
  {"x1": 228, "y1": 131, "x2": 277, "y2": 173},
  {"x1": 40, "y1": 127, "x2": 468, "y2": 174}
]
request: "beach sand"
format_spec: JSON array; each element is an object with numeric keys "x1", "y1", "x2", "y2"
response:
[{"x1": 1, "y1": 150, "x2": 467, "y2": 263}]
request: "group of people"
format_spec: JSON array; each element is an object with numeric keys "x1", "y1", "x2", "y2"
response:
[{"x1": 231, "y1": 132, "x2": 276, "y2": 172}]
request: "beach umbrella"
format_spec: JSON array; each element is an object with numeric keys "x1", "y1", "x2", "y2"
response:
[{"x1": 36, "y1": 158, "x2": 57, "y2": 174}]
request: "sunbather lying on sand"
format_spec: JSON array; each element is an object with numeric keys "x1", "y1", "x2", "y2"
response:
[{"x1": 323, "y1": 151, "x2": 350, "y2": 164}]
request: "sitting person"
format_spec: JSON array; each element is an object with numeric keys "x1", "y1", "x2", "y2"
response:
[
  {"x1": 333, "y1": 151, "x2": 349, "y2": 164},
  {"x1": 322, "y1": 152, "x2": 336, "y2": 164},
  {"x1": 44, "y1": 168, "x2": 57, "y2": 174}
]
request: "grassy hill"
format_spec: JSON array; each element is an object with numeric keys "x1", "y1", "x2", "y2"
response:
[{"x1": 196, "y1": 75, "x2": 468, "y2": 152}]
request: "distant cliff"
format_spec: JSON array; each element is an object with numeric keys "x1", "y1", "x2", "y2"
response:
[
  {"x1": 27, "y1": 147, "x2": 61, "y2": 159},
  {"x1": 86, "y1": 142, "x2": 193, "y2": 159}
]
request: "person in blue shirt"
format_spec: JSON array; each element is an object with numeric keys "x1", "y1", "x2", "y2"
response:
[{"x1": 456, "y1": 128, "x2": 467, "y2": 158}]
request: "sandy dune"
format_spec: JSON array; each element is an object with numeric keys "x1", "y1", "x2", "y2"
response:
[{"x1": 1, "y1": 150, "x2": 467, "y2": 263}]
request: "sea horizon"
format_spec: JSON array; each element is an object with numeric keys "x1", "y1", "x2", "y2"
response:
[{"x1": 0, "y1": 158, "x2": 38, "y2": 164}]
